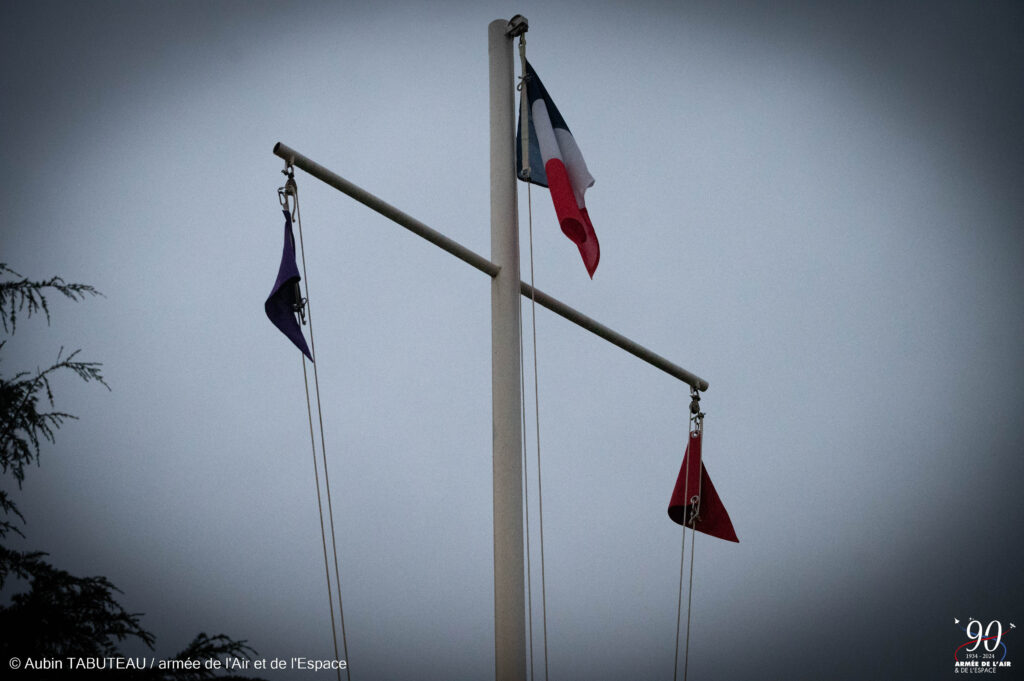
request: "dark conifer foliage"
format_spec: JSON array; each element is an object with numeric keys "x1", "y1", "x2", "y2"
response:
[{"x1": 0, "y1": 264, "x2": 262, "y2": 679}]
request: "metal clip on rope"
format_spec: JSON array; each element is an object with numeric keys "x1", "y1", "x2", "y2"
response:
[
  {"x1": 688, "y1": 495, "x2": 701, "y2": 526},
  {"x1": 278, "y1": 165, "x2": 298, "y2": 217},
  {"x1": 688, "y1": 386, "x2": 703, "y2": 436}
]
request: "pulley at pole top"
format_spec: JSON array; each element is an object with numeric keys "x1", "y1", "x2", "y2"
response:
[{"x1": 506, "y1": 14, "x2": 528, "y2": 37}]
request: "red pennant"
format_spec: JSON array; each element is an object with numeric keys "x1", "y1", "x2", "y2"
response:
[{"x1": 668, "y1": 431, "x2": 738, "y2": 542}]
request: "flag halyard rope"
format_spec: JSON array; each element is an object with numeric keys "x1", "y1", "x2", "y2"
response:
[
  {"x1": 672, "y1": 435, "x2": 691, "y2": 681},
  {"x1": 517, "y1": 149, "x2": 545, "y2": 681},
  {"x1": 673, "y1": 394, "x2": 704, "y2": 681},
  {"x1": 520, "y1": 208, "x2": 536, "y2": 681},
  {"x1": 682, "y1": 401, "x2": 704, "y2": 681},
  {"x1": 526, "y1": 184, "x2": 551, "y2": 681},
  {"x1": 518, "y1": 31, "x2": 551, "y2": 681},
  {"x1": 299, "y1": 354, "x2": 342, "y2": 681},
  {"x1": 517, "y1": 200, "x2": 536, "y2": 681},
  {"x1": 285, "y1": 170, "x2": 351, "y2": 681},
  {"x1": 672, "y1": 521, "x2": 686, "y2": 681},
  {"x1": 683, "y1": 526, "x2": 697, "y2": 681},
  {"x1": 525, "y1": 180, "x2": 552, "y2": 681}
]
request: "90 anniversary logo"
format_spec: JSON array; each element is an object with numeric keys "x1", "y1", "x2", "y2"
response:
[{"x1": 954, "y1": 618, "x2": 1015, "y2": 674}]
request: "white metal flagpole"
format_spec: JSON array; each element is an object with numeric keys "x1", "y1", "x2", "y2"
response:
[
  {"x1": 273, "y1": 18, "x2": 712, "y2": 681},
  {"x1": 489, "y1": 17, "x2": 527, "y2": 681}
]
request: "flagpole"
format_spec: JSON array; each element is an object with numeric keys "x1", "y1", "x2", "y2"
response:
[
  {"x1": 273, "y1": 17, "x2": 710, "y2": 677},
  {"x1": 489, "y1": 17, "x2": 527, "y2": 681}
]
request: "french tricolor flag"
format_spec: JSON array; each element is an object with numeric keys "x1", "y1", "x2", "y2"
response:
[{"x1": 516, "y1": 59, "x2": 600, "y2": 278}]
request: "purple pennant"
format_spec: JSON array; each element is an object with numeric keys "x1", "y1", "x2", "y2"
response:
[{"x1": 265, "y1": 210, "x2": 312, "y2": 361}]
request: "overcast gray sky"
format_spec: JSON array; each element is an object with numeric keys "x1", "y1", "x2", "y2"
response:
[{"x1": 2, "y1": 1, "x2": 1022, "y2": 680}]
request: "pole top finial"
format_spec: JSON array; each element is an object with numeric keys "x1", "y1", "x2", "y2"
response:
[{"x1": 506, "y1": 15, "x2": 528, "y2": 37}]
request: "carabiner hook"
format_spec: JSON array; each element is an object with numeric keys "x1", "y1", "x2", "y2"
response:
[
  {"x1": 292, "y1": 280, "x2": 307, "y2": 325},
  {"x1": 688, "y1": 494, "x2": 701, "y2": 524},
  {"x1": 278, "y1": 165, "x2": 297, "y2": 216},
  {"x1": 688, "y1": 386, "x2": 704, "y2": 436}
]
